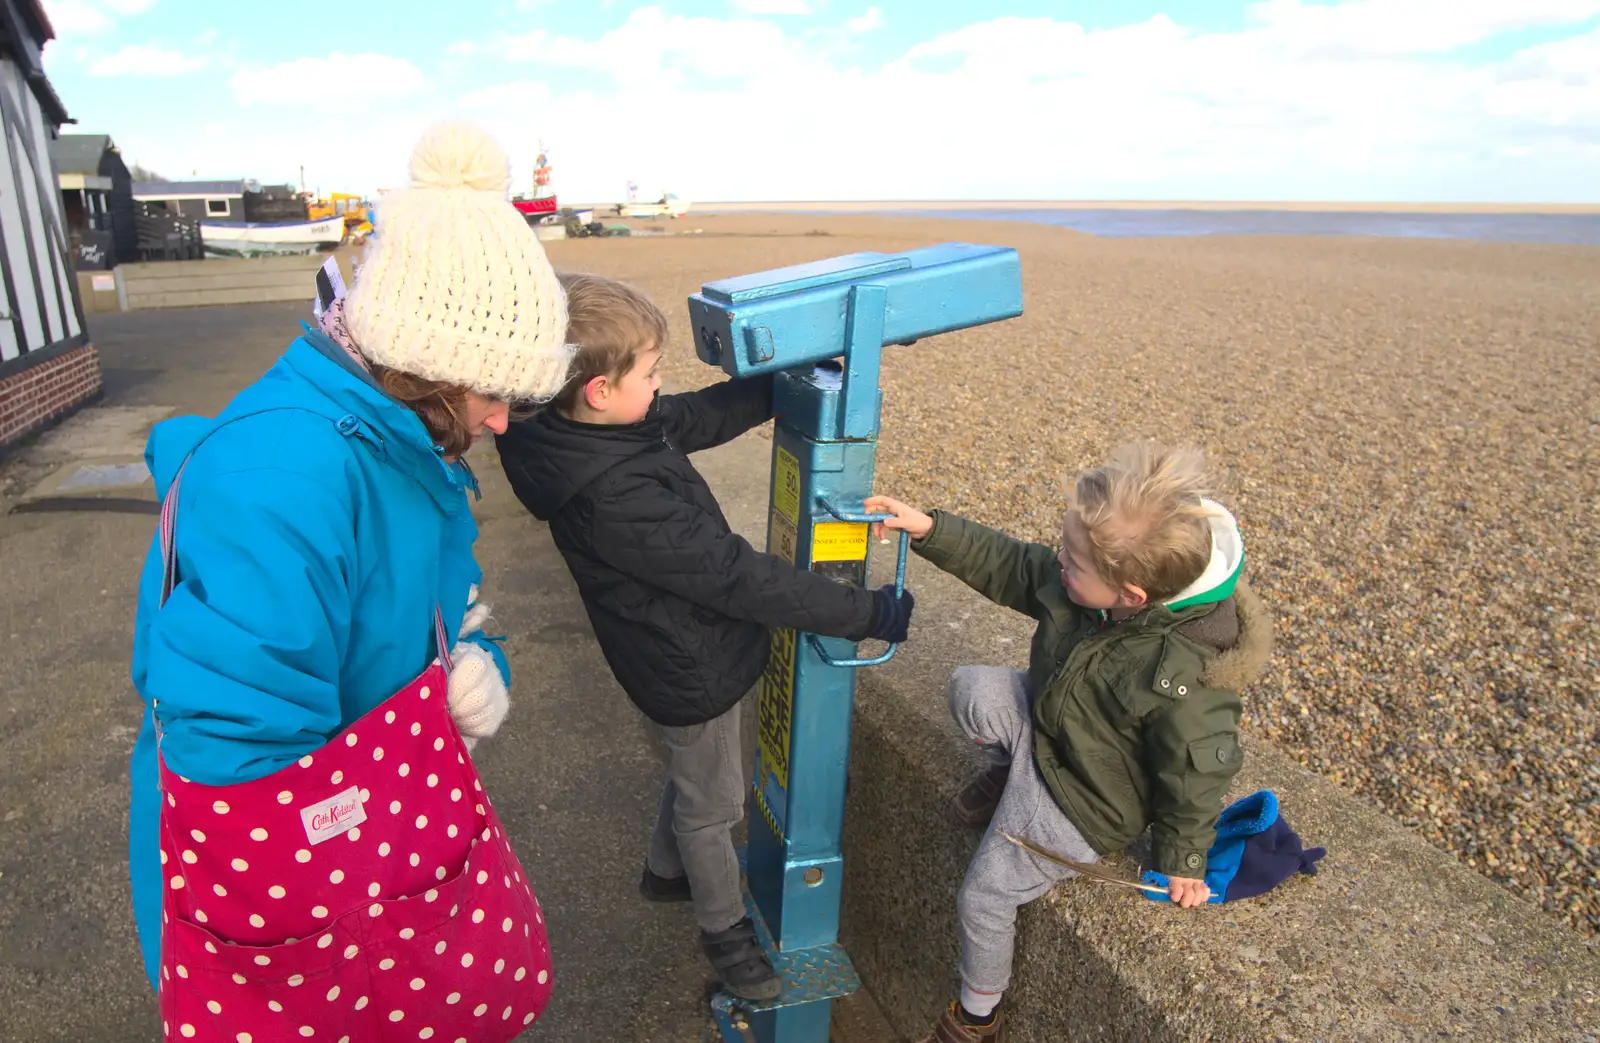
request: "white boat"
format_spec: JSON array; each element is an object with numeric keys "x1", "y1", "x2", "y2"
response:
[
  {"x1": 201, "y1": 215, "x2": 346, "y2": 258},
  {"x1": 616, "y1": 193, "x2": 691, "y2": 219}
]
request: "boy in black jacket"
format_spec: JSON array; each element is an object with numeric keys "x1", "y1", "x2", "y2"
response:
[{"x1": 497, "y1": 273, "x2": 914, "y2": 999}]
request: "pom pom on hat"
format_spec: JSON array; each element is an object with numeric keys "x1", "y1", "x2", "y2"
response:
[{"x1": 344, "y1": 121, "x2": 570, "y2": 403}]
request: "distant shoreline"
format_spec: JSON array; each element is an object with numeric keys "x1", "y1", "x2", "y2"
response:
[{"x1": 672, "y1": 200, "x2": 1600, "y2": 215}]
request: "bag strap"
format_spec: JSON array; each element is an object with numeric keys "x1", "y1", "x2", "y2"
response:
[{"x1": 156, "y1": 454, "x2": 454, "y2": 678}]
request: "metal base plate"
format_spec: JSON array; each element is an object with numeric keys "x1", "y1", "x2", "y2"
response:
[{"x1": 731, "y1": 847, "x2": 860, "y2": 1012}]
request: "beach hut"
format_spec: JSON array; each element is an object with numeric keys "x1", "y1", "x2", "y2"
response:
[
  {"x1": 0, "y1": 0, "x2": 100, "y2": 451},
  {"x1": 50, "y1": 132, "x2": 137, "y2": 268}
]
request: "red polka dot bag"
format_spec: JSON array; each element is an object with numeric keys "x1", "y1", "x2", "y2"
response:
[{"x1": 152, "y1": 465, "x2": 553, "y2": 1042}]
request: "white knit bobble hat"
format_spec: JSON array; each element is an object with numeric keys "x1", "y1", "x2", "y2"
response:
[{"x1": 345, "y1": 121, "x2": 571, "y2": 402}]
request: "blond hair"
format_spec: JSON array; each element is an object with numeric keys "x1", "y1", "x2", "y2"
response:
[
  {"x1": 1068, "y1": 442, "x2": 1216, "y2": 601},
  {"x1": 552, "y1": 272, "x2": 669, "y2": 413}
]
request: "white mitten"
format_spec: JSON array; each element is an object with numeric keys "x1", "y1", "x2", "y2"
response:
[
  {"x1": 459, "y1": 585, "x2": 492, "y2": 639},
  {"x1": 446, "y1": 641, "x2": 509, "y2": 750}
]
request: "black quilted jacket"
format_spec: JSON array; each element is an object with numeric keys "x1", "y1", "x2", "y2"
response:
[{"x1": 496, "y1": 378, "x2": 878, "y2": 726}]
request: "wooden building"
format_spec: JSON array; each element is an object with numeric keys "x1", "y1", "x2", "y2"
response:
[
  {"x1": 0, "y1": 0, "x2": 99, "y2": 451},
  {"x1": 51, "y1": 132, "x2": 136, "y2": 268},
  {"x1": 133, "y1": 179, "x2": 309, "y2": 224}
]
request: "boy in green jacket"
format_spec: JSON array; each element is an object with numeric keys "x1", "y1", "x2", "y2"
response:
[{"x1": 866, "y1": 442, "x2": 1274, "y2": 1043}]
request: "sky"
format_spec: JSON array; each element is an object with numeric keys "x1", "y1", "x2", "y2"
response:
[{"x1": 35, "y1": 0, "x2": 1600, "y2": 203}]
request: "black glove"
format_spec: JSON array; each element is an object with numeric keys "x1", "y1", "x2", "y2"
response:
[{"x1": 865, "y1": 585, "x2": 915, "y2": 644}]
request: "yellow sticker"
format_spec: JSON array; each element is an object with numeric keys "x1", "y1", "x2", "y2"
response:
[
  {"x1": 773, "y1": 447, "x2": 800, "y2": 525},
  {"x1": 812, "y1": 521, "x2": 869, "y2": 562},
  {"x1": 769, "y1": 507, "x2": 798, "y2": 565},
  {"x1": 756, "y1": 627, "x2": 795, "y2": 795}
]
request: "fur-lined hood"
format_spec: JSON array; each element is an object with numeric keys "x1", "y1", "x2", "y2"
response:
[{"x1": 1199, "y1": 579, "x2": 1275, "y2": 691}]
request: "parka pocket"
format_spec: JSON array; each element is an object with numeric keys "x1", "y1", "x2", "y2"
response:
[{"x1": 1187, "y1": 734, "x2": 1243, "y2": 775}]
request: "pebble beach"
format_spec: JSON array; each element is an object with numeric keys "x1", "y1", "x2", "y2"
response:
[{"x1": 541, "y1": 211, "x2": 1600, "y2": 937}]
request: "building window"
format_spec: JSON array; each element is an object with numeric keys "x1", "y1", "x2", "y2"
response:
[{"x1": 206, "y1": 198, "x2": 230, "y2": 216}]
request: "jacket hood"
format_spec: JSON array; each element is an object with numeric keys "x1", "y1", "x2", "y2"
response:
[
  {"x1": 1165, "y1": 499, "x2": 1245, "y2": 611},
  {"x1": 145, "y1": 328, "x2": 473, "y2": 512},
  {"x1": 496, "y1": 395, "x2": 668, "y2": 521}
]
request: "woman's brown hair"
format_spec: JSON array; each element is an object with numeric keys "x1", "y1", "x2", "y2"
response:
[{"x1": 368, "y1": 363, "x2": 479, "y2": 459}]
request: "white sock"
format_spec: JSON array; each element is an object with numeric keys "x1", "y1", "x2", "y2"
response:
[{"x1": 959, "y1": 984, "x2": 1002, "y2": 1019}]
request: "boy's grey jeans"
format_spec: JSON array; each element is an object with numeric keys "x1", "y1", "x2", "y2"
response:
[
  {"x1": 647, "y1": 700, "x2": 748, "y2": 934},
  {"x1": 950, "y1": 666, "x2": 1100, "y2": 1000}
]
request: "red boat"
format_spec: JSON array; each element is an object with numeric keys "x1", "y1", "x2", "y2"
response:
[
  {"x1": 512, "y1": 196, "x2": 558, "y2": 217},
  {"x1": 512, "y1": 147, "x2": 558, "y2": 219}
]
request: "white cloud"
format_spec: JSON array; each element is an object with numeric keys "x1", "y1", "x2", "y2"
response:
[
  {"x1": 89, "y1": 43, "x2": 207, "y2": 76},
  {"x1": 41, "y1": 0, "x2": 155, "y2": 36},
  {"x1": 730, "y1": 0, "x2": 811, "y2": 14},
  {"x1": 847, "y1": 7, "x2": 883, "y2": 33},
  {"x1": 1245, "y1": 0, "x2": 1600, "y2": 55},
  {"x1": 230, "y1": 52, "x2": 427, "y2": 108}
]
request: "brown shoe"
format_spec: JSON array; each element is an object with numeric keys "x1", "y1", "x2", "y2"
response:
[
  {"x1": 917, "y1": 1002, "x2": 1007, "y2": 1043},
  {"x1": 954, "y1": 763, "x2": 1010, "y2": 828}
]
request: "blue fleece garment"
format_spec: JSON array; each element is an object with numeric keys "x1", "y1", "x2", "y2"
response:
[
  {"x1": 127, "y1": 329, "x2": 508, "y2": 987},
  {"x1": 1141, "y1": 790, "x2": 1325, "y2": 903}
]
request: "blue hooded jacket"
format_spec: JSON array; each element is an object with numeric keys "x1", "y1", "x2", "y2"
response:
[{"x1": 127, "y1": 329, "x2": 509, "y2": 987}]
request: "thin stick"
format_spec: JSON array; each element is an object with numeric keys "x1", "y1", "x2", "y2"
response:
[{"x1": 997, "y1": 831, "x2": 1211, "y2": 899}]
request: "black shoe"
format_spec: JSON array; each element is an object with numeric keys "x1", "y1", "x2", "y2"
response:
[
  {"x1": 701, "y1": 917, "x2": 782, "y2": 1001},
  {"x1": 640, "y1": 865, "x2": 694, "y2": 903}
]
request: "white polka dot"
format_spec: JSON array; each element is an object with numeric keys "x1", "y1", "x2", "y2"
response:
[
  {"x1": 420, "y1": 1030, "x2": 435, "y2": 1041},
  {"x1": 450, "y1": 904, "x2": 459, "y2": 917},
  {"x1": 325, "y1": 984, "x2": 340, "y2": 1002},
  {"x1": 447, "y1": 825, "x2": 458, "y2": 839},
  {"x1": 389, "y1": 1011, "x2": 405, "y2": 1023},
  {"x1": 176, "y1": 964, "x2": 189, "y2": 979},
  {"x1": 502, "y1": 1007, "x2": 513, "y2": 1021},
  {"x1": 347, "y1": 826, "x2": 361, "y2": 841},
  {"x1": 344, "y1": 944, "x2": 359, "y2": 959},
  {"x1": 435, "y1": 940, "x2": 448, "y2": 955},
  {"x1": 169, "y1": 875, "x2": 184, "y2": 891},
  {"x1": 268, "y1": 885, "x2": 286, "y2": 899},
  {"x1": 345, "y1": 734, "x2": 358, "y2": 747},
  {"x1": 181, "y1": 1026, "x2": 195, "y2": 1039},
  {"x1": 355, "y1": 996, "x2": 369, "y2": 1010},
  {"x1": 415, "y1": 815, "x2": 428, "y2": 829},
  {"x1": 424, "y1": 889, "x2": 439, "y2": 903},
  {"x1": 410, "y1": 853, "x2": 421, "y2": 867},
  {"x1": 373, "y1": 842, "x2": 389, "y2": 858},
  {"x1": 436, "y1": 866, "x2": 447, "y2": 881},
  {"x1": 420, "y1": 686, "x2": 431, "y2": 699},
  {"x1": 190, "y1": 828, "x2": 206, "y2": 843},
  {"x1": 535, "y1": 910, "x2": 543, "y2": 924},
  {"x1": 195, "y1": 910, "x2": 209, "y2": 924},
  {"x1": 317, "y1": 931, "x2": 333, "y2": 945},
  {"x1": 329, "y1": 869, "x2": 345, "y2": 884},
  {"x1": 330, "y1": 770, "x2": 344, "y2": 785},
  {"x1": 409, "y1": 977, "x2": 426, "y2": 991},
  {"x1": 247, "y1": 827, "x2": 267, "y2": 842},
  {"x1": 276, "y1": 790, "x2": 293, "y2": 805},
  {"x1": 369, "y1": 903, "x2": 383, "y2": 917},
  {"x1": 475, "y1": 870, "x2": 488, "y2": 885},
  {"x1": 390, "y1": 800, "x2": 402, "y2": 815},
  {"x1": 445, "y1": 992, "x2": 460, "y2": 1005},
  {"x1": 204, "y1": 941, "x2": 217, "y2": 954},
  {"x1": 411, "y1": 722, "x2": 423, "y2": 737},
  {"x1": 434, "y1": 738, "x2": 445, "y2": 752},
  {"x1": 524, "y1": 1013, "x2": 536, "y2": 1026},
  {"x1": 502, "y1": 917, "x2": 514, "y2": 933},
  {"x1": 473, "y1": 1004, "x2": 488, "y2": 1017},
  {"x1": 449, "y1": 788, "x2": 461, "y2": 802},
  {"x1": 212, "y1": 800, "x2": 229, "y2": 814},
  {"x1": 268, "y1": 1001, "x2": 283, "y2": 1012},
  {"x1": 373, "y1": 747, "x2": 385, "y2": 762},
  {"x1": 426, "y1": 774, "x2": 438, "y2": 788},
  {"x1": 503, "y1": 876, "x2": 510, "y2": 888},
  {"x1": 368, "y1": 881, "x2": 381, "y2": 897},
  {"x1": 287, "y1": 974, "x2": 304, "y2": 987},
  {"x1": 385, "y1": 710, "x2": 396, "y2": 724},
  {"x1": 231, "y1": 857, "x2": 249, "y2": 872},
  {"x1": 254, "y1": 955, "x2": 272, "y2": 966},
  {"x1": 299, "y1": 754, "x2": 313, "y2": 768},
  {"x1": 400, "y1": 927, "x2": 415, "y2": 940},
  {"x1": 233, "y1": 973, "x2": 246, "y2": 984},
  {"x1": 398, "y1": 763, "x2": 411, "y2": 778},
  {"x1": 359, "y1": 788, "x2": 370, "y2": 803},
  {"x1": 162, "y1": 966, "x2": 170, "y2": 981},
  {"x1": 160, "y1": 850, "x2": 168, "y2": 865},
  {"x1": 514, "y1": 965, "x2": 527, "y2": 981},
  {"x1": 166, "y1": 793, "x2": 176, "y2": 808},
  {"x1": 181, "y1": 849, "x2": 197, "y2": 864},
  {"x1": 379, "y1": 958, "x2": 396, "y2": 971},
  {"x1": 249, "y1": 913, "x2": 265, "y2": 928},
  {"x1": 474, "y1": 780, "x2": 482, "y2": 793},
  {"x1": 493, "y1": 958, "x2": 505, "y2": 974},
  {"x1": 296, "y1": 849, "x2": 312, "y2": 863},
  {"x1": 299, "y1": 1028, "x2": 314, "y2": 1038},
  {"x1": 212, "y1": 883, "x2": 227, "y2": 897},
  {"x1": 237, "y1": 1033, "x2": 252, "y2": 1043},
  {"x1": 461, "y1": 953, "x2": 474, "y2": 968},
  {"x1": 537, "y1": 969, "x2": 548, "y2": 984}
]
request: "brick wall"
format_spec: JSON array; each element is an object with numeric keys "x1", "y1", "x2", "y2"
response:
[{"x1": 0, "y1": 344, "x2": 103, "y2": 448}]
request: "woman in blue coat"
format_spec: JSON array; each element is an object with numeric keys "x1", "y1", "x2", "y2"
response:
[{"x1": 127, "y1": 122, "x2": 571, "y2": 987}]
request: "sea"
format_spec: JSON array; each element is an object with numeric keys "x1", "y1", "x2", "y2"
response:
[{"x1": 774, "y1": 207, "x2": 1600, "y2": 245}]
